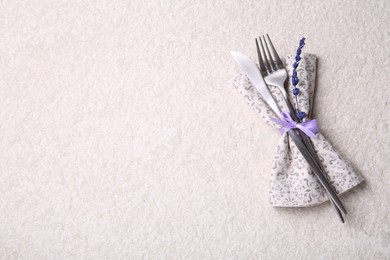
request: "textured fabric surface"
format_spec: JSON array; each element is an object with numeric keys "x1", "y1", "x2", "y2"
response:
[
  {"x1": 233, "y1": 54, "x2": 364, "y2": 207},
  {"x1": 0, "y1": 0, "x2": 389, "y2": 259}
]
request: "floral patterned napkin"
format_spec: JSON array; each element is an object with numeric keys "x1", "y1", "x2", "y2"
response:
[{"x1": 232, "y1": 53, "x2": 364, "y2": 207}]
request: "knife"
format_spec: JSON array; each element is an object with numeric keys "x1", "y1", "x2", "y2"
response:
[{"x1": 230, "y1": 51, "x2": 347, "y2": 216}]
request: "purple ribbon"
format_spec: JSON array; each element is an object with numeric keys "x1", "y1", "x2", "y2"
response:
[{"x1": 270, "y1": 112, "x2": 318, "y2": 138}]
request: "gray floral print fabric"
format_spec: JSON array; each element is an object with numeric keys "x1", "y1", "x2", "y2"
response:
[{"x1": 232, "y1": 53, "x2": 364, "y2": 207}]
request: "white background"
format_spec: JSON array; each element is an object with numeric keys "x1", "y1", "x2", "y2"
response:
[{"x1": 0, "y1": 0, "x2": 389, "y2": 258}]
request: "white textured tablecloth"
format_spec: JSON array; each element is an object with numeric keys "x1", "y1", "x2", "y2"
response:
[{"x1": 0, "y1": 0, "x2": 389, "y2": 259}]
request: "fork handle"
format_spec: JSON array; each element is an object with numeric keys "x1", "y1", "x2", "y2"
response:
[
  {"x1": 298, "y1": 129, "x2": 345, "y2": 222},
  {"x1": 284, "y1": 95, "x2": 346, "y2": 220},
  {"x1": 287, "y1": 129, "x2": 347, "y2": 214}
]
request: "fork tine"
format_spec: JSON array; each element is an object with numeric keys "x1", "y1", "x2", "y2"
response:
[
  {"x1": 255, "y1": 38, "x2": 267, "y2": 75},
  {"x1": 261, "y1": 35, "x2": 276, "y2": 71},
  {"x1": 265, "y1": 34, "x2": 284, "y2": 69},
  {"x1": 259, "y1": 36, "x2": 272, "y2": 73}
]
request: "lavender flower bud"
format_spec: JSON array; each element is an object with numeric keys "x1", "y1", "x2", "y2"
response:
[
  {"x1": 297, "y1": 111, "x2": 307, "y2": 120},
  {"x1": 292, "y1": 77, "x2": 299, "y2": 86}
]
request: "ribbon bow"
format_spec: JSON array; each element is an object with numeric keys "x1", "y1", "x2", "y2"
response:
[{"x1": 270, "y1": 112, "x2": 318, "y2": 138}]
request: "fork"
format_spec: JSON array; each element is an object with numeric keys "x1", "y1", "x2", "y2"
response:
[{"x1": 256, "y1": 34, "x2": 346, "y2": 222}]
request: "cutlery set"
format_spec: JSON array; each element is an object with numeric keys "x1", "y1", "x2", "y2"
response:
[{"x1": 231, "y1": 35, "x2": 347, "y2": 223}]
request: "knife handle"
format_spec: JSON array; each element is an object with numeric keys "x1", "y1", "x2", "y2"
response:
[
  {"x1": 283, "y1": 92, "x2": 345, "y2": 221},
  {"x1": 299, "y1": 131, "x2": 345, "y2": 222},
  {"x1": 288, "y1": 129, "x2": 347, "y2": 215}
]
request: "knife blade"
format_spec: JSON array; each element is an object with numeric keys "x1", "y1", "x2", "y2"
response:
[{"x1": 231, "y1": 51, "x2": 347, "y2": 216}]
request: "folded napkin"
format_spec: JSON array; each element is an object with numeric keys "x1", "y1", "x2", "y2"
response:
[{"x1": 233, "y1": 53, "x2": 364, "y2": 207}]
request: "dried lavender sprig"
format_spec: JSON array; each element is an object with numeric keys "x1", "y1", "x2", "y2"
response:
[{"x1": 292, "y1": 37, "x2": 306, "y2": 121}]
